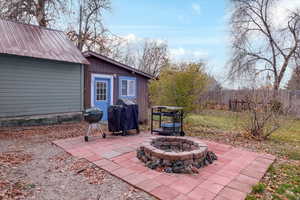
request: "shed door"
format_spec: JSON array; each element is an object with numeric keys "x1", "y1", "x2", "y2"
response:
[{"x1": 94, "y1": 77, "x2": 111, "y2": 120}]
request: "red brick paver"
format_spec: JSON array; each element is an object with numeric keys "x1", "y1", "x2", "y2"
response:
[{"x1": 53, "y1": 132, "x2": 275, "y2": 200}]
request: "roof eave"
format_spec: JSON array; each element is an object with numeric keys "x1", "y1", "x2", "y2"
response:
[{"x1": 83, "y1": 51, "x2": 153, "y2": 79}]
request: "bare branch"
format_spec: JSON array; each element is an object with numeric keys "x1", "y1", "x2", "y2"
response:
[{"x1": 229, "y1": 0, "x2": 300, "y2": 93}]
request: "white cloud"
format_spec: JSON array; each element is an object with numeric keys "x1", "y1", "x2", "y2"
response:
[
  {"x1": 170, "y1": 48, "x2": 186, "y2": 57},
  {"x1": 271, "y1": 0, "x2": 300, "y2": 28},
  {"x1": 169, "y1": 48, "x2": 209, "y2": 61},
  {"x1": 121, "y1": 34, "x2": 167, "y2": 46},
  {"x1": 109, "y1": 25, "x2": 181, "y2": 31},
  {"x1": 192, "y1": 3, "x2": 201, "y2": 15},
  {"x1": 149, "y1": 38, "x2": 166, "y2": 45},
  {"x1": 193, "y1": 50, "x2": 209, "y2": 57},
  {"x1": 123, "y1": 33, "x2": 141, "y2": 43},
  {"x1": 170, "y1": 36, "x2": 223, "y2": 46}
]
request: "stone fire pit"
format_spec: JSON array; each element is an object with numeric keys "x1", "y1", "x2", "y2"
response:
[{"x1": 137, "y1": 137, "x2": 217, "y2": 174}]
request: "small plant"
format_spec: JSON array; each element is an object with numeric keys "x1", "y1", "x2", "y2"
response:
[
  {"x1": 245, "y1": 195, "x2": 258, "y2": 200},
  {"x1": 252, "y1": 183, "x2": 266, "y2": 194}
]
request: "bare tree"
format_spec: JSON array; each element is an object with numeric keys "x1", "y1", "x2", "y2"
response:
[
  {"x1": 0, "y1": 0, "x2": 65, "y2": 27},
  {"x1": 229, "y1": 0, "x2": 300, "y2": 94},
  {"x1": 0, "y1": 0, "x2": 111, "y2": 52},
  {"x1": 95, "y1": 38, "x2": 169, "y2": 76},
  {"x1": 138, "y1": 40, "x2": 169, "y2": 77},
  {"x1": 286, "y1": 66, "x2": 300, "y2": 90},
  {"x1": 66, "y1": 0, "x2": 111, "y2": 51}
]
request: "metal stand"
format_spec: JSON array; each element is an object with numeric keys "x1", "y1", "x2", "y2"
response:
[
  {"x1": 85, "y1": 123, "x2": 106, "y2": 142},
  {"x1": 151, "y1": 106, "x2": 185, "y2": 136}
]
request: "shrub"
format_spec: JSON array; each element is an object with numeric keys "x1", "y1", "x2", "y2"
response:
[
  {"x1": 270, "y1": 99, "x2": 283, "y2": 113},
  {"x1": 242, "y1": 93, "x2": 281, "y2": 140},
  {"x1": 149, "y1": 62, "x2": 208, "y2": 114}
]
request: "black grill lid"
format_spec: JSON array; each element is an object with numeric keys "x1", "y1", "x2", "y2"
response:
[{"x1": 84, "y1": 107, "x2": 102, "y2": 115}]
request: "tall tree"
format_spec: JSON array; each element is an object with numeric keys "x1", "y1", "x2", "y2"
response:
[
  {"x1": 138, "y1": 40, "x2": 169, "y2": 77},
  {"x1": 96, "y1": 38, "x2": 169, "y2": 76},
  {"x1": 149, "y1": 62, "x2": 208, "y2": 113},
  {"x1": 66, "y1": 0, "x2": 111, "y2": 51},
  {"x1": 0, "y1": 0, "x2": 111, "y2": 52},
  {"x1": 0, "y1": 0, "x2": 64, "y2": 27},
  {"x1": 229, "y1": 0, "x2": 300, "y2": 93}
]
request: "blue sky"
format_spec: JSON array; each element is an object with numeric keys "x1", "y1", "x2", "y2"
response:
[{"x1": 103, "y1": 0, "x2": 231, "y2": 85}]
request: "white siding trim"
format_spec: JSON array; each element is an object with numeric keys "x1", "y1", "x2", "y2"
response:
[{"x1": 91, "y1": 73, "x2": 114, "y2": 107}]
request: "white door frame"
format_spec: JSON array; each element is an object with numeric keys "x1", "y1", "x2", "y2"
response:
[{"x1": 91, "y1": 73, "x2": 114, "y2": 107}]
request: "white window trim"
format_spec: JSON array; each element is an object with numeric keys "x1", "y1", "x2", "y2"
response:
[
  {"x1": 91, "y1": 73, "x2": 114, "y2": 107},
  {"x1": 119, "y1": 77, "x2": 136, "y2": 98},
  {"x1": 121, "y1": 79, "x2": 135, "y2": 97}
]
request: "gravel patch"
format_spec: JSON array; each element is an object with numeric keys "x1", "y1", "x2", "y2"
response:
[{"x1": 0, "y1": 123, "x2": 156, "y2": 200}]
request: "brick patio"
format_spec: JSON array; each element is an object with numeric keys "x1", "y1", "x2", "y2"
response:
[{"x1": 53, "y1": 132, "x2": 275, "y2": 200}]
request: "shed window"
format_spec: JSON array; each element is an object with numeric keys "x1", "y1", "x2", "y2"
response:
[
  {"x1": 120, "y1": 77, "x2": 136, "y2": 97},
  {"x1": 121, "y1": 80, "x2": 128, "y2": 96},
  {"x1": 96, "y1": 81, "x2": 107, "y2": 101}
]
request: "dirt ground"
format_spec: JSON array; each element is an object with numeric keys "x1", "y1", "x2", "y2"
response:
[{"x1": 0, "y1": 122, "x2": 156, "y2": 200}]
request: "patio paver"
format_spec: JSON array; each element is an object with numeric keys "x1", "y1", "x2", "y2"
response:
[{"x1": 53, "y1": 132, "x2": 275, "y2": 200}]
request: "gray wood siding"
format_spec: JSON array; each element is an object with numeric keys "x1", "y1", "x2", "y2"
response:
[
  {"x1": 0, "y1": 54, "x2": 83, "y2": 118},
  {"x1": 84, "y1": 57, "x2": 150, "y2": 123}
]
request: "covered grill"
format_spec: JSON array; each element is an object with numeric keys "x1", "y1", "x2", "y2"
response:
[
  {"x1": 108, "y1": 99, "x2": 139, "y2": 135},
  {"x1": 83, "y1": 107, "x2": 106, "y2": 141}
]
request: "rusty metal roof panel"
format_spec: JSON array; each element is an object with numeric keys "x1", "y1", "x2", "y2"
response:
[{"x1": 0, "y1": 20, "x2": 89, "y2": 65}]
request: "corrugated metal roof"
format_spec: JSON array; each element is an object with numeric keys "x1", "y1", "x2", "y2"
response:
[
  {"x1": 0, "y1": 20, "x2": 89, "y2": 65},
  {"x1": 83, "y1": 51, "x2": 153, "y2": 79}
]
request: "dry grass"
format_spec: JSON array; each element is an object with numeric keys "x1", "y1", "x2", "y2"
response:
[
  {"x1": 185, "y1": 110, "x2": 300, "y2": 160},
  {"x1": 185, "y1": 109, "x2": 300, "y2": 200}
]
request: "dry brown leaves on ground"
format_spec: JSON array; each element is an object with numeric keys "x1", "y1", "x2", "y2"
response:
[
  {"x1": 187, "y1": 126, "x2": 297, "y2": 159},
  {"x1": 0, "y1": 151, "x2": 33, "y2": 200},
  {"x1": 0, "y1": 180, "x2": 32, "y2": 200},
  {"x1": 0, "y1": 151, "x2": 32, "y2": 167},
  {"x1": 69, "y1": 159, "x2": 106, "y2": 185},
  {"x1": 49, "y1": 152, "x2": 70, "y2": 163},
  {"x1": 121, "y1": 187, "x2": 146, "y2": 200},
  {"x1": 0, "y1": 122, "x2": 88, "y2": 141}
]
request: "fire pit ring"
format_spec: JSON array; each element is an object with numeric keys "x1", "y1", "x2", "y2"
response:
[{"x1": 137, "y1": 136, "x2": 217, "y2": 174}]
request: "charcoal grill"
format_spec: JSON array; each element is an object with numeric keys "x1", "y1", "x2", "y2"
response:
[{"x1": 83, "y1": 107, "x2": 106, "y2": 141}]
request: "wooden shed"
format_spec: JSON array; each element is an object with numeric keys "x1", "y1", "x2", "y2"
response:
[
  {"x1": 0, "y1": 20, "x2": 89, "y2": 126},
  {"x1": 83, "y1": 51, "x2": 152, "y2": 123}
]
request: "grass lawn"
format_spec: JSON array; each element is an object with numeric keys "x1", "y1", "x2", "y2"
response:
[
  {"x1": 185, "y1": 109, "x2": 300, "y2": 200},
  {"x1": 185, "y1": 109, "x2": 300, "y2": 160}
]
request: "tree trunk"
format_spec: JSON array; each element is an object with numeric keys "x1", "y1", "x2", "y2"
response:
[
  {"x1": 273, "y1": 80, "x2": 280, "y2": 98},
  {"x1": 36, "y1": 0, "x2": 47, "y2": 27},
  {"x1": 77, "y1": 4, "x2": 84, "y2": 51}
]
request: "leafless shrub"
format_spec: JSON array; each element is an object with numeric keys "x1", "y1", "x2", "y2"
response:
[{"x1": 242, "y1": 90, "x2": 281, "y2": 140}]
